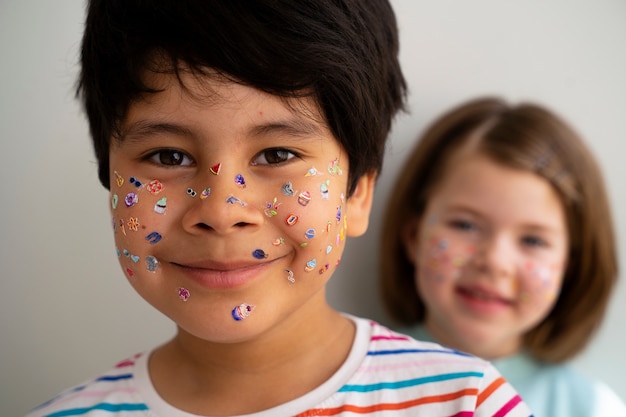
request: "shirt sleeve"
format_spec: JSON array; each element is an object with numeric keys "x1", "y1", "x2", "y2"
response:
[{"x1": 475, "y1": 362, "x2": 534, "y2": 417}]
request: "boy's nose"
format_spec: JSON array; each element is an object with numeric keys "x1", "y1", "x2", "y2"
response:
[{"x1": 180, "y1": 171, "x2": 265, "y2": 235}]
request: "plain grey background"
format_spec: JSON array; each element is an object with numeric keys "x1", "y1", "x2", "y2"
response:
[{"x1": 1, "y1": 1, "x2": 625, "y2": 415}]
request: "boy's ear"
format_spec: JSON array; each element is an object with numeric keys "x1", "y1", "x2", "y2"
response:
[{"x1": 346, "y1": 171, "x2": 377, "y2": 237}]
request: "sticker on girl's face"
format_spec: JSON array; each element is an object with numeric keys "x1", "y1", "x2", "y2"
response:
[
  {"x1": 320, "y1": 181, "x2": 329, "y2": 199},
  {"x1": 285, "y1": 214, "x2": 298, "y2": 226},
  {"x1": 305, "y1": 259, "x2": 316, "y2": 272},
  {"x1": 210, "y1": 163, "x2": 221, "y2": 175},
  {"x1": 226, "y1": 195, "x2": 246, "y2": 206},
  {"x1": 252, "y1": 249, "x2": 268, "y2": 259},
  {"x1": 232, "y1": 303, "x2": 255, "y2": 321},
  {"x1": 127, "y1": 217, "x2": 140, "y2": 231},
  {"x1": 200, "y1": 188, "x2": 211, "y2": 199},
  {"x1": 327, "y1": 158, "x2": 343, "y2": 175},
  {"x1": 272, "y1": 237, "x2": 285, "y2": 246},
  {"x1": 114, "y1": 171, "x2": 124, "y2": 187},
  {"x1": 305, "y1": 167, "x2": 319, "y2": 176},
  {"x1": 286, "y1": 269, "x2": 295, "y2": 284},
  {"x1": 126, "y1": 267, "x2": 135, "y2": 278},
  {"x1": 145, "y1": 231, "x2": 162, "y2": 245},
  {"x1": 111, "y1": 194, "x2": 119, "y2": 210},
  {"x1": 298, "y1": 191, "x2": 311, "y2": 206},
  {"x1": 129, "y1": 177, "x2": 143, "y2": 188},
  {"x1": 265, "y1": 198, "x2": 281, "y2": 217},
  {"x1": 146, "y1": 256, "x2": 159, "y2": 272},
  {"x1": 235, "y1": 174, "x2": 246, "y2": 188},
  {"x1": 187, "y1": 188, "x2": 197, "y2": 197},
  {"x1": 304, "y1": 229, "x2": 315, "y2": 239}
]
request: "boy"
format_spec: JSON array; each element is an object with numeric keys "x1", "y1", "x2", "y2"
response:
[{"x1": 28, "y1": 1, "x2": 532, "y2": 416}]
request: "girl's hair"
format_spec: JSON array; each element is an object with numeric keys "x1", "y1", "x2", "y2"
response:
[{"x1": 380, "y1": 97, "x2": 618, "y2": 362}]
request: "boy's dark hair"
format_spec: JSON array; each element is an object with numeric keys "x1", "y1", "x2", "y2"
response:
[
  {"x1": 77, "y1": 0, "x2": 407, "y2": 195},
  {"x1": 380, "y1": 97, "x2": 618, "y2": 362}
]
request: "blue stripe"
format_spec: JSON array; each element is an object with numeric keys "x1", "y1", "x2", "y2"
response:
[
  {"x1": 338, "y1": 371, "x2": 484, "y2": 393},
  {"x1": 96, "y1": 374, "x2": 133, "y2": 382},
  {"x1": 44, "y1": 403, "x2": 148, "y2": 417},
  {"x1": 367, "y1": 348, "x2": 473, "y2": 357}
]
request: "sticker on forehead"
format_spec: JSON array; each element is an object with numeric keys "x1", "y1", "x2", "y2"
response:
[
  {"x1": 154, "y1": 197, "x2": 167, "y2": 214},
  {"x1": 178, "y1": 287, "x2": 190, "y2": 302},
  {"x1": 114, "y1": 171, "x2": 124, "y2": 187},
  {"x1": 210, "y1": 163, "x2": 221, "y2": 175},
  {"x1": 281, "y1": 182, "x2": 295, "y2": 196},
  {"x1": 232, "y1": 303, "x2": 255, "y2": 321}
]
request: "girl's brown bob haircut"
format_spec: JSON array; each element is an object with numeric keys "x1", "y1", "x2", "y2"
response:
[{"x1": 380, "y1": 97, "x2": 618, "y2": 362}]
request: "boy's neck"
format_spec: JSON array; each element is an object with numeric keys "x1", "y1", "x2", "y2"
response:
[{"x1": 148, "y1": 303, "x2": 355, "y2": 415}]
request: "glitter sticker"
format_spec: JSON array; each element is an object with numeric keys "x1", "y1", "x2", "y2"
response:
[
  {"x1": 281, "y1": 182, "x2": 295, "y2": 196},
  {"x1": 127, "y1": 217, "x2": 140, "y2": 231},
  {"x1": 125, "y1": 192, "x2": 138, "y2": 207},
  {"x1": 146, "y1": 231, "x2": 162, "y2": 245},
  {"x1": 210, "y1": 163, "x2": 221, "y2": 175},
  {"x1": 114, "y1": 171, "x2": 124, "y2": 187},
  {"x1": 298, "y1": 191, "x2": 312, "y2": 206},
  {"x1": 147, "y1": 180, "x2": 163, "y2": 194},
  {"x1": 232, "y1": 303, "x2": 255, "y2": 321},
  {"x1": 187, "y1": 188, "x2": 197, "y2": 197},
  {"x1": 235, "y1": 174, "x2": 246, "y2": 188},
  {"x1": 200, "y1": 188, "x2": 211, "y2": 199},
  {"x1": 111, "y1": 194, "x2": 119, "y2": 210},
  {"x1": 285, "y1": 214, "x2": 299, "y2": 226},
  {"x1": 146, "y1": 256, "x2": 159, "y2": 272},
  {"x1": 178, "y1": 287, "x2": 190, "y2": 302},
  {"x1": 226, "y1": 195, "x2": 246, "y2": 206},
  {"x1": 264, "y1": 198, "x2": 281, "y2": 217},
  {"x1": 129, "y1": 177, "x2": 143, "y2": 188},
  {"x1": 305, "y1": 259, "x2": 317, "y2": 272},
  {"x1": 154, "y1": 197, "x2": 167, "y2": 214},
  {"x1": 286, "y1": 269, "x2": 295, "y2": 284},
  {"x1": 252, "y1": 249, "x2": 268, "y2": 259},
  {"x1": 336, "y1": 206, "x2": 342, "y2": 222}
]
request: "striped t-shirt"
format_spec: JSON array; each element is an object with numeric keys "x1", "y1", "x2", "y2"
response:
[{"x1": 27, "y1": 316, "x2": 533, "y2": 416}]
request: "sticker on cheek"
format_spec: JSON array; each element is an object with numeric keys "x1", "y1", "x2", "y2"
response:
[
  {"x1": 298, "y1": 191, "x2": 312, "y2": 206},
  {"x1": 154, "y1": 197, "x2": 167, "y2": 214},
  {"x1": 281, "y1": 182, "x2": 295, "y2": 196},
  {"x1": 286, "y1": 269, "x2": 295, "y2": 284},
  {"x1": 252, "y1": 249, "x2": 268, "y2": 259},
  {"x1": 126, "y1": 267, "x2": 135, "y2": 278},
  {"x1": 129, "y1": 176, "x2": 143, "y2": 188},
  {"x1": 285, "y1": 214, "x2": 299, "y2": 226},
  {"x1": 272, "y1": 237, "x2": 285, "y2": 246},
  {"x1": 305, "y1": 167, "x2": 319, "y2": 177},
  {"x1": 145, "y1": 231, "x2": 162, "y2": 245},
  {"x1": 127, "y1": 217, "x2": 140, "y2": 232},
  {"x1": 146, "y1": 256, "x2": 159, "y2": 272},
  {"x1": 320, "y1": 181, "x2": 330, "y2": 199},
  {"x1": 336, "y1": 206, "x2": 342, "y2": 223},
  {"x1": 125, "y1": 193, "x2": 138, "y2": 207},
  {"x1": 305, "y1": 259, "x2": 317, "y2": 272},
  {"x1": 187, "y1": 188, "x2": 197, "y2": 197},
  {"x1": 210, "y1": 163, "x2": 222, "y2": 175},
  {"x1": 235, "y1": 174, "x2": 246, "y2": 188},
  {"x1": 232, "y1": 303, "x2": 255, "y2": 321},
  {"x1": 327, "y1": 158, "x2": 343, "y2": 175},
  {"x1": 114, "y1": 171, "x2": 124, "y2": 187},
  {"x1": 178, "y1": 287, "x2": 190, "y2": 302},
  {"x1": 147, "y1": 180, "x2": 164, "y2": 194},
  {"x1": 111, "y1": 194, "x2": 119, "y2": 210},
  {"x1": 119, "y1": 219, "x2": 126, "y2": 235},
  {"x1": 304, "y1": 228, "x2": 315, "y2": 239},
  {"x1": 265, "y1": 198, "x2": 281, "y2": 217},
  {"x1": 200, "y1": 188, "x2": 211, "y2": 199}
]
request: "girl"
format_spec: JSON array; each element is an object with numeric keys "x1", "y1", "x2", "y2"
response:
[{"x1": 380, "y1": 97, "x2": 626, "y2": 416}]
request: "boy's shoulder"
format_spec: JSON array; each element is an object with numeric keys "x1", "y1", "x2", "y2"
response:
[{"x1": 25, "y1": 353, "x2": 149, "y2": 417}]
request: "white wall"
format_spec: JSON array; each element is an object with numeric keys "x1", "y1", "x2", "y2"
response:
[{"x1": 1, "y1": 1, "x2": 624, "y2": 415}]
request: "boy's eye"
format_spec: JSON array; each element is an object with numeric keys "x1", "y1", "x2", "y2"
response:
[
  {"x1": 253, "y1": 148, "x2": 296, "y2": 165},
  {"x1": 147, "y1": 149, "x2": 194, "y2": 167}
]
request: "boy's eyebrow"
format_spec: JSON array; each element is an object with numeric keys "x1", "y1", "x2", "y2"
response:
[
  {"x1": 121, "y1": 120, "x2": 195, "y2": 140},
  {"x1": 248, "y1": 118, "x2": 324, "y2": 138}
]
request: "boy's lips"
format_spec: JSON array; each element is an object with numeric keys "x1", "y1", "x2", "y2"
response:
[{"x1": 170, "y1": 257, "x2": 283, "y2": 289}]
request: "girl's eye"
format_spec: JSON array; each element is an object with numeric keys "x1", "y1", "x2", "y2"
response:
[
  {"x1": 147, "y1": 149, "x2": 194, "y2": 167},
  {"x1": 522, "y1": 235, "x2": 548, "y2": 248},
  {"x1": 449, "y1": 219, "x2": 477, "y2": 232},
  {"x1": 253, "y1": 148, "x2": 297, "y2": 165}
]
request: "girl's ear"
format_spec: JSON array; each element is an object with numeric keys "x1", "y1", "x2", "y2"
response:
[
  {"x1": 345, "y1": 172, "x2": 377, "y2": 237},
  {"x1": 401, "y1": 216, "x2": 420, "y2": 265}
]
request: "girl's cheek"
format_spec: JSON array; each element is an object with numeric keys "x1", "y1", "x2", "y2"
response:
[
  {"x1": 110, "y1": 172, "x2": 168, "y2": 280},
  {"x1": 418, "y1": 233, "x2": 476, "y2": 283},
  {"x1": 518, "y1": 260, "x2": 563, "y2": 304}
]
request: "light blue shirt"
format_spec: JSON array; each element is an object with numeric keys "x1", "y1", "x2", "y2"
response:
[{"x1": 401, "y1": 325, "x2": 626, "y2": 417}]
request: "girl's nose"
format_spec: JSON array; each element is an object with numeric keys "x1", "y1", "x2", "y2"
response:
[
  {"x1": 473, "y1": 235, "x2": 516, "y2": 279},
  {"x1": 180, "y1": 171, "x2": 265, "y2": 235}
]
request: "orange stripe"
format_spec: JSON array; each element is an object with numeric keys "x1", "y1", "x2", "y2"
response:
[
  {"x1": 294, "y1": 388, "x2": 478, "y2": 416},
  {"x1": 477, "y1": 376, "x2": 506, "y2": 407}
]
